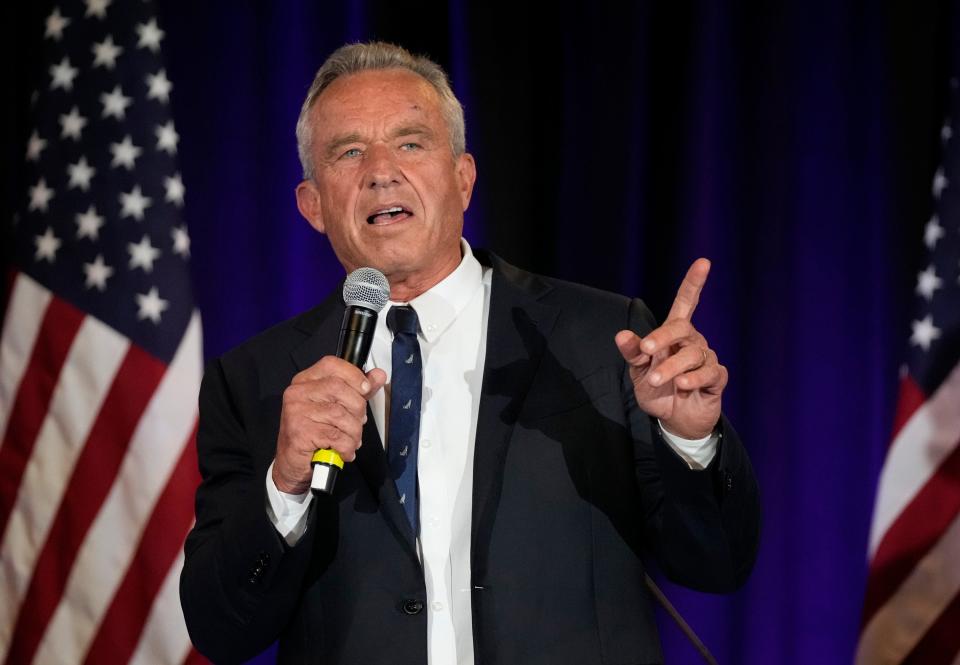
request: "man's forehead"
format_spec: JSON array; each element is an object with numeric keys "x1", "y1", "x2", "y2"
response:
[
  {"x1": 316, "y1": 68, "x2": 439, "y2": 112},
  {"x1": 310, "y1": 69, "x2": 444, "y2": 147}
]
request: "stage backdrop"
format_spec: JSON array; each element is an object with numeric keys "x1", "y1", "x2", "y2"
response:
[{"x1": 2, "y1": 1, "x2": 955, "y2": 663}]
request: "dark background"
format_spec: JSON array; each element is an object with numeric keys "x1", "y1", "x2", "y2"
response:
[{"x1": 3, "y1": 1, "x2": 955, "y2": 663}]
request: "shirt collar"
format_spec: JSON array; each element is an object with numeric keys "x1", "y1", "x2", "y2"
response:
[{"x1": 384, "y1": 238, "x2": 483, "y2": 344}]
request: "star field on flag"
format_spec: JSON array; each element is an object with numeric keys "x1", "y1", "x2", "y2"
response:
[{"x1": 13, "y1": 0, "x2": 192, "y2": 365}]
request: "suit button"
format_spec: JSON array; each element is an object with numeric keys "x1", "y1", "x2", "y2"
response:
[
  {"x1": 401, "y1": 599, "x2": 424, "y2": 615},
  {"x1": 725, "y1": 473, "x2": 734, "y2": 492}
]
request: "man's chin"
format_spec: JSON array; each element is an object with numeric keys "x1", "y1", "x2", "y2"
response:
[
  {"x1": 337, "y1": 240, "x2": 460, "y2": 290},
  {"x1": 339, "y1": 253, "x2": 410, "y2": 281}
]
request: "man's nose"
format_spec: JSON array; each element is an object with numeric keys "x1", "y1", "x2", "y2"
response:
[{"x1": 365, "y1": 144, "x2": 402, "y2": 189}]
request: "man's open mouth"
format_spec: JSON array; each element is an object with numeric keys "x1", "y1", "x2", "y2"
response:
[{"x1": 366, "y1": 206, "x2": 412, "y2": 225}]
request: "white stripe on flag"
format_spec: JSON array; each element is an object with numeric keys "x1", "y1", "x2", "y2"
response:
[
  {"x1": 868, "y1": 362, "x2": 960, "y2": 556},
  {"x1": 0, "y1": 274, "x2": 52, "y2": 435},
  {"x1": 129, "y1": 547, "x2": 193, "y2": 665},
  {"x1": 0, "y1": 315, "x2": 129, "y2": 660},
  {"x1": 33, "y1": 313, "x2": 202, "y2": 665},
  {"x1": 856, "y1": 511, "x2": 960, "y2": 664}
]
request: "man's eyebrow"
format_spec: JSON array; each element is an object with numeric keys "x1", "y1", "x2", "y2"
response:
[
  {"x1": 323, "y1": 132, "x2": 363, "y2": 157},
  {"x1": 390, "y1": 124, "x2": 435, "y2": 140}
]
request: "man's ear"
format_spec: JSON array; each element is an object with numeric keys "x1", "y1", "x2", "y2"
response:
[
  {"x1": 456, "y1": 152, "x2": 477, "y2": 211},
  {"x1": 295, "y1": 180, "x2": 325, "y2": 234}
]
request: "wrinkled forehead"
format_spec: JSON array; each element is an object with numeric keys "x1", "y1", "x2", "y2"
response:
[{"x1": 312, "y1": 68, "x2": 443, "y2": 122}]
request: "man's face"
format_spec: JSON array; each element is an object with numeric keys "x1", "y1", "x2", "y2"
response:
[{"x1": 296, "y1": 68, "x2": 476, "y2": 295}]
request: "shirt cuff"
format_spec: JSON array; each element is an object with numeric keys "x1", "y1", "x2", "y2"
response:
[
  {"x1": 265, "y1": 461, "x2": 313, "y2": 546},
  {"x1": 656, "y1": 420, "x2": 718, "y2": 470}
]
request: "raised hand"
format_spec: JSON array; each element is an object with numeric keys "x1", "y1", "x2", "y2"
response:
[
  {"x1": 614, "y1": 258, "x2": 727, "y2": 440},
  {"x1": 273, "y1": 356, "x2": 386, "y2": 494}
]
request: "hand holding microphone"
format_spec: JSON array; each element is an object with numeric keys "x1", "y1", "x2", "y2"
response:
[{"x1": 272, "y1": 268, "x2": 390, "y2": 496}]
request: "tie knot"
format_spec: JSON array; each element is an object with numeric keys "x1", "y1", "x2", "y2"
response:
[{"x1": 387, "y1": 305, "x2": 419, "y2": 336}]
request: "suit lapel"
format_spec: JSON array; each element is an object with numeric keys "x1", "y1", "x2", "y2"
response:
[
  {"x1": 289, "y1": 291, "x2": 342, "y2": 374},
  {"x1": 470, "y1": 254, "x2": 558, "y2": 581},
  {"x1": 290, "y1": 293, "x2": 420, "y2": 562}
]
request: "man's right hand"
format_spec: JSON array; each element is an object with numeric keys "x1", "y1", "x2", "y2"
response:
[{"x1": 273, "y1": 356, "x2": 386, "y2": 494}]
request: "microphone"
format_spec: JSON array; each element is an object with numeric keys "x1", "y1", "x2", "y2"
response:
[{"x1": 311, "y1": 267, "x2": 390, "y2": 494}]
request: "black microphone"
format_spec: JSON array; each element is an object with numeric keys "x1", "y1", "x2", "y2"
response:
[{"x1": 311, "y1": 267, "x2": 390, "y2": 494}]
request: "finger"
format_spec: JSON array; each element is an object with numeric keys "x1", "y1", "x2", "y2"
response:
[
  {"x1": 365, "y1": 368, "x2": 387, "y2": 395},
  {"x1": 674, "y1": 361, "x2": 727, "y2": 394},
  {"x1": 306, "y1": 401, "x2": 365, "y2": 442},
  {"x1": 295, "y1": 411, "x2": 364, "y2": 463},
  {"x1": 648, "y1": 345, "x2": 711, "y2": 387},
  {"x1": 309, "y1": 424, "x2": 362, "y2": 461},
  {"x1": 666, "y1": 258, "x2": 711, "y2": 322},
  {"x1": 639, "y1": 319, "x2": 701, "y2": 356},
  {"x1": 287, "y1": 377, "x2": 368, "y2": 419},
  {"x1": 291, "y1": 355, "x2": 371, "y2": 392},
  {"x1": 317, "y1": 377, "x2": 369, "y2": 414},
  {"x1": 283, "y1": 400, "x2": 364, "y2": 451},
  {"x1": 615, "y1": 330, "x2": 652, "y2": 367}
]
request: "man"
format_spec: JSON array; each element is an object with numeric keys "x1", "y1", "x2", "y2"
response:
[{"x1": 180, "y1": 42, "x2": 760, "y2": 665}]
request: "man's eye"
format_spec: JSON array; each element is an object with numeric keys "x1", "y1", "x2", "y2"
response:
[
  {"x1": 341, "y1": 148, "x2": 362, "y2": 159},
  {"x1": 400, "y1": 142, "x2": 421, "y2": 151}
]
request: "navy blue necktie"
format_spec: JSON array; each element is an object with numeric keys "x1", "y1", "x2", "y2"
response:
[{"x1": 386, "y1": 306, "x2": 422, "y2": 533}]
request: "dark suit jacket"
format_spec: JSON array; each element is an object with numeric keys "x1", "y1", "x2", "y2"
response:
[{"x1": 180, "y1": 251, "x2": 760, "y2": 665}]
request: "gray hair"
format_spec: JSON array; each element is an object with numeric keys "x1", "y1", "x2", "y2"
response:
[{"x1": 295, "y1": 41, "x2": 466, "y2": 180}]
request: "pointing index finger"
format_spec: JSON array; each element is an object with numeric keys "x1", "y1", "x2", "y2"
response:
[{"x1": 666, "y1": 258, "x2": 711, "y2": 321}]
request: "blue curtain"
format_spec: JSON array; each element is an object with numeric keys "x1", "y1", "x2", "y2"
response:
[{"x1": 3, "y1": 1, "x2": 955, "y2": 663}]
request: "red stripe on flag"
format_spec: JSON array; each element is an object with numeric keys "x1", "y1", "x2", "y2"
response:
[
  {"x1": 901, "y1": 589, "x2": 960, "y2": 665},
  {"x1": 861, "y1": 438, "x2": 960, "y2": 628},
  {"x1": 2, "y1": 345, "x2": 166, "y2": 665},
  {"x1": 891, "y1": 375, "x2": 926, "y2": 441},
  {"x1": 182, "y1": 646, "x2": 210, "y2": 665},
  {"x1": 0, "y1": 296, "x2": 85, "y2": 539},
  {"x1": 82, "y1": 421, "x2": 200, "y2": 665}
]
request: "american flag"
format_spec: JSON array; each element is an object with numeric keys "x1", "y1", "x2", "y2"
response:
[
  {"x1": 857, "y1": 78, "x2": 960, "y2": 664},
  {"x1": 0, "y1": 1, "x2": 205, "y2": 664}
]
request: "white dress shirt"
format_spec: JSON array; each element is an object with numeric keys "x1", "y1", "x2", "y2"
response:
[{"x1": 265, "y1": 240, "x2": 717, "y2": 665}]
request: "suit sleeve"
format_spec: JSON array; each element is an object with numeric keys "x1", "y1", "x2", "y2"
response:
[
  {"x1": 179, "y1": 358, "x2": 317, "y2": 664},
  {"x1": 625, "y1": 298, "x2": 761, "y2": 593}
]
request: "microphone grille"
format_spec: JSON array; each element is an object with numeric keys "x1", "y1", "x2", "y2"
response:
[{"x1": 342, "y1": 267, "x2": 390, "y2": 312}]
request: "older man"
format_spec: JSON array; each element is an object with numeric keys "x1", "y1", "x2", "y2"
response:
[{"x1": 180, "y1": 42, "x2": 760, "y2": 665}]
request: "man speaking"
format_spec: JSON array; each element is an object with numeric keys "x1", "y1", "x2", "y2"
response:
[{"x1": 180, "y1": 42, "x2": 760, "y2": 665}]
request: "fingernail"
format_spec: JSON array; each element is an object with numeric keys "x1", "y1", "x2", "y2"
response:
[
  {"x1": 643, "y1": 340, "x2": 655, "y2": 352},
  {"x1": 650, "y1": 372, "x2": 660, "y2": 385},
  {"x1": 361, "y1": 380, "x2": 370, "y2": 392}
]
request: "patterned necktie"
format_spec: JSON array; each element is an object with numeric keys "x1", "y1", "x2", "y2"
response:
[{"x1": 386, "y1": 305, "x2": 422, "y2": 533}]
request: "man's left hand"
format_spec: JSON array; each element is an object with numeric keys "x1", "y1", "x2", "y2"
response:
[{"x1": 614, "y1": 258, "x2": 727, "y2": 440}]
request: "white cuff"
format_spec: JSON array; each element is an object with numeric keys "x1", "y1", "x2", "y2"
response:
[
  {"x1": 656, "y1": 420, "x2": 718, "y2": 470},
  {"x1": 265, "y1": 461, "x2": 313, "y2": 546}
]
